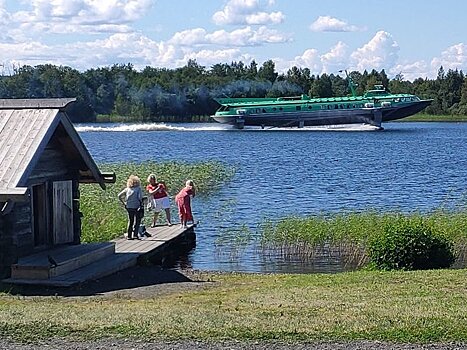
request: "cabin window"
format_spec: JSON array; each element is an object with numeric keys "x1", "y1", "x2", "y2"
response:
[
  {"x1": 327, "y1": 105, "x2": 332, "y2": 110},
  {"x1": 273, "y1": 107, "x2": 276, "y2": 111},
  {"x1": 279, "y1": 107, "x2": 283, "y2": 111},
  {"x1": 296, "y1": 106, "x2": 301, "y2": 111},
  {"x1": 262, "y1": 109, "x2": 266, "y2": 113},
  {"x1": 308, "y1": 106, "x2": 312, "y2": 110},
  {"x1": 347, "y1": 104, "x2": 351, "y2": 109}
]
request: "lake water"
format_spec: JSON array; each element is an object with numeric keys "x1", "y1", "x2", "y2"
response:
[{"x1": 77, "y1": 122, "x2": 467, "y2": 273}]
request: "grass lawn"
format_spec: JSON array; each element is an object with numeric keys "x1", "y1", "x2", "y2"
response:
[{"x1": 0, "y1": 269, "x2": 465, "y2": 344}]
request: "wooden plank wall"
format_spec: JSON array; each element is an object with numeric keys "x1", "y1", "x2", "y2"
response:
[
  {"x1": 28, "y1": 145, "x2": 71, "y2": 184},
  {"x1": 9, "y1": 202, "x2": 33, "y2": 256}
]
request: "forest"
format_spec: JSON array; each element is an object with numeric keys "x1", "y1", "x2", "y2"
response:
[{"x1": 0, "y1": 59, "x2": 466, "y2": 122}]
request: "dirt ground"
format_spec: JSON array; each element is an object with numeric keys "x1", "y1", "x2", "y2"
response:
[{"x1": 5, "y1": 266, "x2": 212, "y2": 298}]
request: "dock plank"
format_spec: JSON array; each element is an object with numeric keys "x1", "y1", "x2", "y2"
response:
[{"x1": 3, "y1": 224, "x2": 195, "y2": 287}]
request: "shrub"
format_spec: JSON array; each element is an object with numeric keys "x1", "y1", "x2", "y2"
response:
[{"x1": 368, "y1": 217, "x2": 456, "y2": 270}]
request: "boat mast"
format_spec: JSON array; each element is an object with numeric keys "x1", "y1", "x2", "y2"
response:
[{"x1": 339, "y1": 70, "x2": 357, "y2": 97}]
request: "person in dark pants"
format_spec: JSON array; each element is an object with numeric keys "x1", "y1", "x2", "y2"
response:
[{"x1": 118, "y1": 175, "x2": 143, "y2": 240}]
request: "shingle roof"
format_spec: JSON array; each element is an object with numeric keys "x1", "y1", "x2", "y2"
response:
[{"x1": 0, "y1": 99, "x2": 110, "y2": 202}]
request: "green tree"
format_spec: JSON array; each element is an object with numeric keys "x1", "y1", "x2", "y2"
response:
[{"x1": 258, "y1": 59, "x2": 278, "y2": 83}]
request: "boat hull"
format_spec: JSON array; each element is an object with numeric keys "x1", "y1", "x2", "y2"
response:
[{"x1": 212, "y1": 100, "x2": 432, "y2": 129}]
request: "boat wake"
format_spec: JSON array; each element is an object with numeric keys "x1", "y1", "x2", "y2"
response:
[
  {"x1": 75, "y1": 123, "x2": 230, "y2": 132},
  {"x1": 75, "y1": 122, "x2": 380, "y2": 133}
]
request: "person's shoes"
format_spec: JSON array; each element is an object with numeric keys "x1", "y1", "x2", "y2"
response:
[
  {"x1": 150, "y1": 224, "x2": 156, "y2": 228},
  {"x1": 127, "y1": 237, "x2": 134, "y2": 240},
  {"x1": 167, "y1": 222, "x2": 172, "y2": 227},
  {"x1": 144, "y1": 231, "x2": 152, "y2": 237},
  {"x1": 135, "y1": 236, "x2": 141, "y2": 240}
]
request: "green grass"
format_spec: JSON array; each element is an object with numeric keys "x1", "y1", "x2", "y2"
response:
[
  {"x1": 259, "y1": 209, "x2": 467, "y2": 267},
  {"x1": 0, "y1": 269, "x2": 466, "y2": 343},
  {"x1": 79, "y1": 161, "x2": 235, "y2": 242},
  {"x1": 399, "y1": 113, "x2": 467, "y2": 122}
]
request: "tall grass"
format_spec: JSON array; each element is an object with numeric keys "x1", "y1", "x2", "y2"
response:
[
  {"x1": 260, "y1": 209, "x2": 467, "y2": 268},
  {"x1": 79, "y1": 161, "x2": 235, "y2": 242}
]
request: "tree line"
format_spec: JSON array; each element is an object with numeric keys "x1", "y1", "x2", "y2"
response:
[{"x1": 0, "y1": 60, "x2": 466, "y2": 122}]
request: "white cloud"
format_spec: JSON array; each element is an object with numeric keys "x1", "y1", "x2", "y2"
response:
[
  {"x1": 169, "y1": 26, "x2": 291, "y2": 47},
  {"x1": 431, "y1": 43, "x2": 467, "y2": 72},
  {"x1": 0, "y1": 2, "x2": 10, "y2": 25},
  {"x1": 169, "y1": 28, "x2": 208, "y2": 47},
  {"x1": 11, "y1": 0, "x2": 153, "y2": 34},
  {"x1": 350, "y1": 31, "x2": 399, "y2": 71},
  {"x1": 212, "y1": 0, "x2": 284, "y2": 25},
  {"x1": 391, "y1": 61, "x2": 430, "y2": 81},
  {"x1": 310, "y1": 16, "x2": 361, "y2": 32},
  {"x1": 0, "y1": 32, "x2": 182, "y2": 71},
  {"x1": 320, "y1": 41, "x2": 348, "y2": 73},
  {"x1": 179, "y1": 49, "x2": 252, "y2": 68},
  {"x1": 274, "y1": 48, "x2": 321, "y2": 74}
]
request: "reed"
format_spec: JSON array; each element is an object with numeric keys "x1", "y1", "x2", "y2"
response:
[
  {"x1": 259, "y1": 209, "x2": 467, "y2": 268},
  {"x1": 79, "y1": 161, "x2": 235, "y2": 242}
]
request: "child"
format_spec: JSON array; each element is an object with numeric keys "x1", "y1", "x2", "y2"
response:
[
  {"x1": 175, "y1": 180, "x2": 196, "y2": 228},
  {"x1": 146, "y1": 174, "x2": 172, "y2": 227},
  {"x1": 118, "y1": 175, "x2": 143, "y2": 240}
]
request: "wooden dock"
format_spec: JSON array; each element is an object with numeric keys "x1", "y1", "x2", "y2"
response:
[{"x1": 2, "y1": 224, "x2": 195, "y2": 287}]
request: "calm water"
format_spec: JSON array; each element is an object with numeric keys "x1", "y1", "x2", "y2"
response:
[{"x1": 77, "y1": 122, "x2": 467, "y2": 273}]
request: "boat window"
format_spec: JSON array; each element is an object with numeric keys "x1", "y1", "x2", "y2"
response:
[
  {"x1": 279, "y1": 107, "x2": 283, "y2": 111},
  {"x1": 262, "y1": 109, "x2": 266, "y2": 113},
  {"x1": 296, "y1": 106, "x2": 301, "y2": 111},
  {"x1": 273, "y1": 107, "x2": 276, "y2": 111},
  {"x1": 327, "y1": 105, "x2": 332, "y2": 110},
  {"x1": 308, "y1": 106, "x2": 312, "y2": 109}
]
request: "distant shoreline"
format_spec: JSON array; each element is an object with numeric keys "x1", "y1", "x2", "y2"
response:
[{"x1": 397, "y1": 113, "x2": 467, "y2": 122}]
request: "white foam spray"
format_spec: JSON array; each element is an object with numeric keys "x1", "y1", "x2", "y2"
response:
[{"x1": 75, "y1": 122, "x2": 380, "y2": 133}]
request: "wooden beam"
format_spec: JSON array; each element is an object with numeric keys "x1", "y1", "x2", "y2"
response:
[{"x1": 0, "y1": 187, "x2": 28, "y2": 202}]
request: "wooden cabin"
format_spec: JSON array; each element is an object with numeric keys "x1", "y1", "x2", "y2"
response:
[{"x1": 0, "y1": 98, "x2": 115, "y2": 278}]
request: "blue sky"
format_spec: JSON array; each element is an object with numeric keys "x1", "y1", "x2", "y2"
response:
[{"x1": 0, "y1": 0, "x2": 466, "y2": 80}]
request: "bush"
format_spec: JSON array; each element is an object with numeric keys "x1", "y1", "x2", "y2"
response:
[{"x1": 368, "y1": 217, "x2": 456, "y2": 270}]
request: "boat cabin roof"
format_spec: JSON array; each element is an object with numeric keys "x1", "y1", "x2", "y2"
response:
[{"x1": 216, "y1": 92, "x2": 416, "y2": 107}]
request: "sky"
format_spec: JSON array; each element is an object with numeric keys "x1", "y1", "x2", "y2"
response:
[{"x1": 0, "y1": 0, "x2": 466, "y2": 81}]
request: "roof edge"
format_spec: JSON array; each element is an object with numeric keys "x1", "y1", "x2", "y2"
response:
[{"x1": 0, "y1": 98, "x2": 76, "y2": 110}]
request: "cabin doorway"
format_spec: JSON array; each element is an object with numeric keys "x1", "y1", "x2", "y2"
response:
[
  {"x1": 52, "y1": 181, "x2": 74, "y2": 245},
  {"x1": 32, "y1": 180, "x2": 74, "y2": 247},
  {"x1": 32, "y1": 183, "x2": 50, "y2": 247}
]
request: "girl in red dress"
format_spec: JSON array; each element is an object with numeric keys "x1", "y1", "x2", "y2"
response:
[{"x1": 175, "y1": 180, "x2": 196, "y2": 228}]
